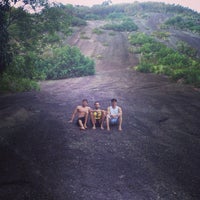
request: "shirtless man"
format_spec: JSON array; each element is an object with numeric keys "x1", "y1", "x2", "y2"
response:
[
  {"x1": 106, "y1": 98, "x2": 123, "y2": 131},
  {"x1": 69, "y1": 99, "x2": 91, "y2": 130},
  {"x1": 90, "y1": 101, "x2": 106, "y2": 130}
]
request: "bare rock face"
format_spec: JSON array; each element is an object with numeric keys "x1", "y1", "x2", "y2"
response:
[{"x1": 0, "y1": 20, "x2": 200, "y2": 200}]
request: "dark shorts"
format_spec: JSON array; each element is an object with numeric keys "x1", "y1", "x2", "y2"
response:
[
  {"x1": 77, "y1": 117, "x2": 85, "y2": 127},
  {"x1": 95, "y1": 119, "x2": 101, "y2": 127}
]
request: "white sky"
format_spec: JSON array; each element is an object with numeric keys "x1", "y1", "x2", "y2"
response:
[{"x1": 52, "y1": 0, "x2": 200, "y2": 13}]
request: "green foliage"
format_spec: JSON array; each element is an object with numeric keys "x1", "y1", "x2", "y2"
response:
[
  {"x1": 107, "y1": 12, "x2": 125, "y2": 20},
  {"x1": 92, "y1": 28, "x2": 104, "y2": 35},
  {"x1": 124, "y1": 2, "x2": 199, "y2": 16},
  {"x1": 80, "y1": 32, "x2": 90, "y2": 39},
  {"x1": 0, "y1": 73, "x2": 39, "y2": 92},
  {"x1": 0, "y1": 4, "x2": 94, "y2": 92},
  {"x1": 71, "y1": 17, "x2": 87, "y2": 26},
  {"x1": 7, "y1": 51, "x2": 46, "y2": 80},
  {"x1": 165, "y1": 15, "x2": 200, "y2": 34},
  {"x1": 38, "y1": 5, "x2": 72, "y2": 34},
  {"x1": 109, "y1": 32, "x2": 116, "y2": 36},
  {"x1": 0, "y1": 0, "x2": 12, "y2": 73},
  {"x1": 102, "y1": 42, "x2": 109, "y2": 46},
  {"x1": 84, "y1": 14, "x2": 101, "y2": 20},
  {"x1": 103, "y1": 18, "x2": 138, "y2": 32},
  {"x1": 36, "y1": 45, "x2": 95, "y2": 80},
  {"x1": 128, "y1": 33, "x2": 154, "y2": 45},
  {"x1": 42, "y1": 33, "x2": 61, "y2": 43},
  {"x1": 176, "y1": 41, "x2": 198, "y2": 58},
  {"x1": 151, "y1": 31, "x2": 171, "y2": 40},
  {"x1": 129, "y1": 33, "x2": 200, "y2": 86}
]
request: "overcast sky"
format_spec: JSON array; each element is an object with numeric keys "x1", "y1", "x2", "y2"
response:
[{"x1": 52, "y1": 0, "x2": 200, "y2": 12}]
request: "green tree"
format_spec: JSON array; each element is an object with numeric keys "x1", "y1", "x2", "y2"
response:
[{"x1": 0, "y1": 0, "x2": 12, "y2": 73}]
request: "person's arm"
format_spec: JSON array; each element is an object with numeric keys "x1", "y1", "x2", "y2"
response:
[
  {"x1": 101, "y1": 109, "x2": 106, "y2": 115},
  {"x1": 107, "y1": 107, "x2": 110, "y2": 118},
  {"x1": 68, "y1": 107, "x2": 78, "y2": 123},
  {"x1": 118, "y1": 107, "x2": 122, "y2": 117},
  {"x1": 90, "y1": 108, "x2": 94, "y2": 113}
]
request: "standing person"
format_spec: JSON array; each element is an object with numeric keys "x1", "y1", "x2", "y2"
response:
[
  {"x1": 69, "y1": 99, "x2": 91, "y2": 130},
  {"x1": 90, "y1": 101, "x2": 106, "y2": 130},
  {"x1": 106, "y1": 99, "x2": 123, "y2": 131}
]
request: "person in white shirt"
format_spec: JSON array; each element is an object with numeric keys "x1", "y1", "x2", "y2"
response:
[{"x1": 106, "y1": 98, "x2": 122, "y2": 131}]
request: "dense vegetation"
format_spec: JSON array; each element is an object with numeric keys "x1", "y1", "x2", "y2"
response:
[
  {"x1": 129, "y1": 33, "x2": 200, "y2": 86},
  {"x1": 0, "y1": 0, "x2": 12, "y2": 74},
  {"x1": 0, "y1": 2, "x2": 94, "y2": 92},
  {"x1": 74, "y1": 2, "x2": 199, "y2": 20},
  {"x1": 103, "y1": 18, "x2": 138, "y2": 32},
  {"x1": 165, "y1": 15, "x2": 200, "y2": 34}
]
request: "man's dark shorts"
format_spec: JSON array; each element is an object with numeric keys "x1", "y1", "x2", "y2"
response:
[
  {"x1": 77, "y1": 117, "x2": 85, "y2": 127},
  {"x1": 95, "y1": 119, "x2": 101, "y2": 127}
]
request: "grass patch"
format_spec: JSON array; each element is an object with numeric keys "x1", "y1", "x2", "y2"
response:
[
  {"x1": 109, "y1": 32, "x2": 116, "y2": 36},
  {"x1": 92, "y1": 28, "x2": 104, "y2": 35},
  {"x1": 102, "y1": 42, "x2": 109, "y2": 46},
  {"x1": 96, "y1": 54, "x2": 103, "y2": 60},
  {"x1": 151, "y1": 31, "x2": 171, "y2": 40},
  {"x1": 80, "y1": 32, "x2": 90, "y2": 39},
  {"x1": 103, "y1": 18, "x2": 138, "y2": 32}
]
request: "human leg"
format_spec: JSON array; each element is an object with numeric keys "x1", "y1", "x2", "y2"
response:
[
  {"x1": 100, "y1": 111, "x2": 106, "y2": 130},
  {"x1": 118, "y1": 115, "x2": 122, "y2": 131},
  {"x1": 78, "y1": 118, "x2": 85, "y2": 130},
  {"x1": 90, "y1": 112, "x2": 96, "y2": 129},
  {"x1": 84, "y1": 112, "x2": 89, "y2": 129},
  {"x1": 106, "y1": 115, "x2": 110, "y2": 131}
]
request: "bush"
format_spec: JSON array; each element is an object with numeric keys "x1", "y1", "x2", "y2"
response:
[
  {"x1": 7, "y1": 52, "x2": 46, "y2": 80},
  {"x1": 129, "y1": 32, "x2": 200, "y2": 87},
  {"x1": 151, "y1": 31, "x2": 171, "y2": 40},
  {"x1": 103, "y1": 19, "x2": 138, "y2": 32},
  {"x1": 36, "y1": 45, "x2": 95, "y2": 80},
  {"x1": 128, "y1": 33, "x2": 153, "y2": 45},
  {"x1": 71, "y1": 17, "x2": 87, "y2": 26},
  {"x1": 165, "y1": 15, "x2": 200, "y2": 34},
  {"x1": 135, "y1": 62, "x2": 153, "y2": 73},
  {"x1": 84, "y1": 14, "x2": 101, "y2": 20},
  {"x1": 42, "y1": 33, "x2": 61, "y2": 43},
  {"x1": 176, "y1": 41, "x2": 198, "y2": 58},
  {"x1": 92, "y1": 28, "x2": 104, "y2": 35},
  {"x1": 0, "y1": 73, "x2": 39, "y2": 92},
  {"x1": 107, "y1": 12, "x2": 125, "y2": 20}
]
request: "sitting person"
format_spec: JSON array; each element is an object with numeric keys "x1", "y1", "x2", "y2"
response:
[
  {"x1": 106, "y1": 98, "x2": 122, "y2": 131},
  {"x1": 90, "y1": 101, "x2": 106, "y2": 130},
  {"x1": 69, "y1": 99, "x2": 91, "y2": 130}
]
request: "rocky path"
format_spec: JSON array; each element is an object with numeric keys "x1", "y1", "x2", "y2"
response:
[{"x1": 0, "y1": 21, "x2": 200, "y2": 200}]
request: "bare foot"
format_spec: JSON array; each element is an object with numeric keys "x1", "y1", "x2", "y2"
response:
[
  {"x1": 107, "y1": 128, "x2": 110, "y2": 131},
  {"x1": 84, "y1": 125, "x2": 88, "y2": 129},
  {"x1": 80, "y1": 126, "x2": 85, "y2": 130},
  {"x1": 92, "y1": 126, "x2": 96, "y2": 130},
  {"x1": 101, "y1": 126, "x2": 104, "y2": 130},
  {"x1": 118, "y1": 127, "x2": 122, "y2": 131}
]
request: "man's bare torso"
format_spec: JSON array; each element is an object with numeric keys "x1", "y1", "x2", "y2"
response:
[{"x1": 77, "y1": 106, "x2": 90, "y2": 118}]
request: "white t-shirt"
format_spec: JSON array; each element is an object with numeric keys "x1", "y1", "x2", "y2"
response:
[{"x1": 110, "y1": 106, "x2": 119, "y2": 116}]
